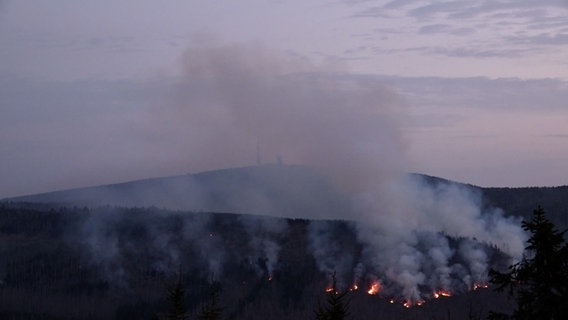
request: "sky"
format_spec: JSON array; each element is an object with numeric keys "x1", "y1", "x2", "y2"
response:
[{"x1": 1, "y1": 0, "x2": 568, "y2": 198}]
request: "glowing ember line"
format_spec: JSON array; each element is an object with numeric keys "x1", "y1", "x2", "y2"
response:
[
  {"x1": 403, "y1": 299, "x2": 425, "y2": 308},
  {"x1": 473, "y1": 283, "x2": 489, "y2": 290},
  {"x1": 433, "y1": 290, "x2": 452, "y2": 298}
]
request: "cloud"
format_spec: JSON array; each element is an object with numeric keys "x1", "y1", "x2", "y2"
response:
[
  {"x1": 346, "y1": 0, "x2": 568, "y2": 62},
  {"x1": 418, "y1": 24, "x2": 475, "y2": 36},
  {"x1": 370, "y1": 75, "x2": 568, "y2": 111},
  {"x1": 399, "y1": 45, "x2": 539, "y2": 58},
  {"x1": 506, "y1": 33, "x2": 568, "y2": 46}
]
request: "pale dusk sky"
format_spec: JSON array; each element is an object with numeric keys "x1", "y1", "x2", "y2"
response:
[{"x1": 1, "y1": 0, "x2": 568, "y2": 198}]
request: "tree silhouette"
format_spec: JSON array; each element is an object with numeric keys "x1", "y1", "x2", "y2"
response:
[
  {"x1": 489, "y1": 207, "x2": 568, "y2": 319},
  {"x1": 166, "y1": 265, "x2": 188, "y2": 320},
  {"x1": 315, "y1": 272, "x2": 350, "y2": 320},
  {"x1": 197, "y1": 281, "x2": 223, "y2": 320}
]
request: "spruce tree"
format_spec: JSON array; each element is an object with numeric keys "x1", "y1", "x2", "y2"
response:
[
  {"x1": 166, "y1": 266, "x2": 188, "y2": 320},
  {"x1": 489, "y1": 207, "x2": 568, "y2": 320},
  {"x1": 197, "y1": 282, "x2": 223, "y2": 320},
  {"x1": 315, "y1": 272, "x2": 350, "y2": 320}
]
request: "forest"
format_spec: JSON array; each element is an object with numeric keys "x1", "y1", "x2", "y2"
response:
[
  {"x1": 0, "y1": 202, "x2": 513, "y2": 319},
  {"x1": 2, "y1": 167, "x2": 568, "y2": 319}
]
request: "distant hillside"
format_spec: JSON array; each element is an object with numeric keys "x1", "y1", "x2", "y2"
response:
[
  {"x1": 4, "y1": 165, "x2": 350, "y2": 220},
  {"x1": 7, "y1": 166, "x2": 568, "y2": 228},
  {"x1": 3, "y1": 167, "x2": 566, "y2": 319},
  {"x1": 404, "y1": 173, "x2": 568, "y2": 232},
  {"x1": 482, "y1": 186, "x2": 568, "y2": 231}
]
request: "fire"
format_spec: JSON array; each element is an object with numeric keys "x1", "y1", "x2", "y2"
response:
[
  {"x1": 473, "y1": 283, "x2": 489, "y2": 290},
  {"x1": 403, "y1": 299, "x2": 425, "y2": 308},
  {"x1": 367, "y1": 282, "x2": 380, "y2": 295},
  {"x1": 433, "y1": 289, "x2": 452, "y2": 298},
  {"x1": 325, "y1": 287, "x2": 334, "y2": 293},
  {"x1": 350, "y1": 284, "x2": 358, "y2": 291}
]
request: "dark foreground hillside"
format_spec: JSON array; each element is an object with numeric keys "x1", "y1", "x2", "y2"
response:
[{"x1": 0, "y1": 203, "x2": 513, "y2": 319}]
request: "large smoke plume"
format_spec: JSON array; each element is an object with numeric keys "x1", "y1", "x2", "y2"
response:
[
  {"x1": 156, "y1": 38, "x2": 406, "y2": 196},
  {"x1": 145, "y1": 39, "x2": 527, "y2": 302}
]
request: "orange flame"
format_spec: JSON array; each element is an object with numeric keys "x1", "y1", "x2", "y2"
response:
[
  {"x1": 350, "y1": 284, "x2": 358, "y2": 291},
  {"x1": 433, "y1": 289, "x2": 452, "y2": 298},
  {"x1": 473, "y1": 283, "x2": 489, "y2": 290},
  {"x1": 403, "y1": 299, "x2": 425, "y2": 308},
  {"x1": 367, "y1": 282, "x2": 380, "y2": 295},
  {"x1": 325, "y1": 287, "x2": 334, "y2": 293}
]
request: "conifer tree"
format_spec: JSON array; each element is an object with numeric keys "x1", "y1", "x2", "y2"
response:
[
  {"x1": 167, "y1": 265, "x2": 188, "y2": 320},
  {"x1": 315, "y1": 272, "x2": 350, "y2": 320},
  {"x1": 489, "y1": 207, "x2": 568, "y2": 320},
  {"x1": 197, "y1": 281, "x2": 223, "y2": 320}
]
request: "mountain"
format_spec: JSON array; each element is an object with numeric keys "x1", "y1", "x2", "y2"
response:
[
  {"x1": 4, "y1": 165, "x2": 350, "y2": 220},
  {"x1": 1, "y1": 166, "x2": 567, "y2": 319},
  {"x1": 6, "y1": 165, "x2": 568, "y2": 228}
]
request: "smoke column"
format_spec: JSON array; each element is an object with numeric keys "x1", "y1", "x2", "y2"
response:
[
  {"x1": 239, "y1": 215, "x2": 288, "y2": 278},
  {"x1": 155, "y1": 39, "x2": 527, "y2": 302},
  {"x1": 156, "y1": 38, "x2": 406, "y2": 197}
]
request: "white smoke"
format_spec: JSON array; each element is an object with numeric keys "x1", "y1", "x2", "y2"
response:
[
  {"x1": 458, "y1": 238, "x2": 489, "y2": 289},
  {"x1": 239, "y1": 215, "x2": 288, "y2": 278},
  {"x1": 307, "y1": 220, "x2": 357, "y2": 288},
  {"x1": 353, "y1": 174, "x2": 526, "y2": 302},
  {"x1": 80, "y1": 209, "x2": 126, "y2": 286},
  {"x1": 152, "y1": 39, "x2": 527, "y2": 302},
  {"x1": 182, "y1": 213, "x2": 224, "y2": 280}
]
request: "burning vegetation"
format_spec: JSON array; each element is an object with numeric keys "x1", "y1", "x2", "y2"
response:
[
  {"x1": 366, "y1": 281, "x2": 380, "y2": 295},
  {"x1": 433, "y1": 289, "x2": 452, "y2": 299}
]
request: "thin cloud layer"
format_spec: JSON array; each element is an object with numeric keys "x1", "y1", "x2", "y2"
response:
[{"x1": 346, "y1": 0, "x2": 568, "y2": 67}]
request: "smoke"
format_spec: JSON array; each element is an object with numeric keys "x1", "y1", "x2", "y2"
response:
[
  {"x1": 156, "y1": 38, "x2": 406, "y2": 196},
  {"x1": 79, "y1": 209, "x2": 126, "y2": 286},
  {"x1": 182, "y1": 212, "x2": 225, "y2": 280},
  {"x1": 458, "y1": 238, "x2": 489, "y2": 289},
  {"x1": 238, "y1": 215, "x2": 288, "y2": 278},
  {"x1": 352, "y1": 174, "x2": 527, "y2": 302},
  {"x1": 307, "y1": 220, "x2": 357, "y2": 287},
  {"x1": 148, "y1": 39, "x2": 527, "y2": 302}
]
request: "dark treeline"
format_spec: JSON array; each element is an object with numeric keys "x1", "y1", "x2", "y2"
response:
[
  {"x1": 415, "y1": 174, "x2": 568, "y2": 231},
  {"x1": 0, "y1": 202, "x2": 513, "y2": 319},
  {"x1": 482, "y1": 186, "x2": 568, "y2": 231}
]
